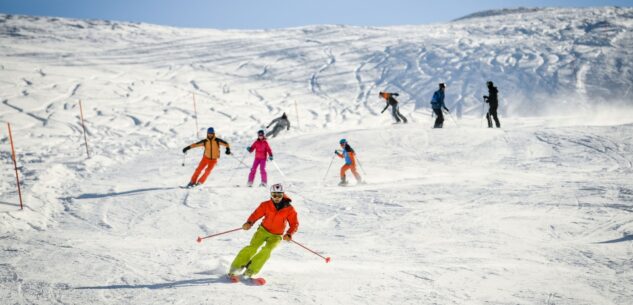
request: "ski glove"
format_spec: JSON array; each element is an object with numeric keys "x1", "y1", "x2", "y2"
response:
[
  {"x1": 268, "y1": 156, "x2": 273, "y2": 161},
  {"x1": 225, "y1": 147, "x2": 231, "y2": 155},
  {"x1": 182, "y1": 146, "x2": 190, "y2": 153},
  {"x1": 393, "y1": 93, "x2": 399, "y2": 96},
  {"x1": 242, "y1": 222, "x2": 252, "y2": 230},
  {"x1": 246, "y1": 147, "x2": 252, "y2": 153},
  {"x1": 283, "y1": 234, "x2": 292, "y2": 241}
]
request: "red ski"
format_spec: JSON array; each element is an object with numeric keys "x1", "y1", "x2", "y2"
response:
[{"x1": 227, "y1": 274, "x2": 266, "y2": 286}]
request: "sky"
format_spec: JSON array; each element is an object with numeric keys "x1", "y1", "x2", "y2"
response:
[{"x1": 0, "y1": 0, "x2": 631, "y2": 29}]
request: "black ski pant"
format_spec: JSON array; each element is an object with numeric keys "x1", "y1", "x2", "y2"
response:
[
  {"x1": 391, "y1": 105, "x2": 408, "y2": 123},
  {"x1": 433, "y1": 108, "x2": 444, "y2": 128},
  {"x1": 486, "y1": 103, "x2": 500, "y2": 128}
]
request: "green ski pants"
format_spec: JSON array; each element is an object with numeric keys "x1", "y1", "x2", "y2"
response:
[{"x1": 230, "y1": 226, "x2": 282, "y2": 275}]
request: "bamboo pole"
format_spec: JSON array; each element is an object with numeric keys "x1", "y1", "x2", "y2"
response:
[
  {"x1": 192, "y1": 93, "x2": 199, "y2": 138},
  {"x1": 7, "y1": 123, "x2": 24, "y2": 210},
  {"x1": 78, "y1": 100, "x2": 90, "y2": 158}
]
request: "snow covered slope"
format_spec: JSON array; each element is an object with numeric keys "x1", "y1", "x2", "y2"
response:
[{"x1": 1, "y1": 7, "x2": 632, "y2": 305}]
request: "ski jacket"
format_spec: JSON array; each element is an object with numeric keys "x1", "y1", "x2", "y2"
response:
[
  {"x1": 431, "y1": 90, "x2": 446, "y2": 110},
  {"x1": 248, "y1": 139, "x2": 273, "y2": 160},
  {"x1": 247, "y1": 196, "x2": 299, "y2": 237},
  {"x1": 336, "y1": 144, "x2": 356, "y2": 166},
  {"x1": 485, "y1": 86, "x2": 499, "y2": 105},
  {"x1": 187, "y1": 136, "x2": 230, "y2": 160},
  {"x1": 380, "y1": 92, "x2": 399, "y2": 113}
]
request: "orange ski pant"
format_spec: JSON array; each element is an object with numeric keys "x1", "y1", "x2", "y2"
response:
[
  {"x1": 190, "y1": 157, "x2": 217, "y2": 184},
  {"x1": 340, "y1": 164, "x2": 361, "y2": 181}
]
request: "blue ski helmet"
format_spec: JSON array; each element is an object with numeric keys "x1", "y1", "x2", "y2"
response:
[
  {"x1": 207, "y1": 127, "x2": 215, "y2": 134},
  {"x1": 257, "y1": 129, "x2": 265, "y2": 136},
  {"x1": 339, "y1": 139, "x2": 347, "y2": 145}
]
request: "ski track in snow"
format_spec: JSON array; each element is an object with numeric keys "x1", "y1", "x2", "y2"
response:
[{"x1": 1, "y1": 8, "x2": 633, "y2": 305}]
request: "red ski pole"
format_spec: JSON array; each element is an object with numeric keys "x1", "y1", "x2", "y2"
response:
[
  {"x1": 290, "y1": 240, "x2": 331, "y2": 263},
  {"x1": 196, "y1": 228, "x2": 242, "y2": 243}
]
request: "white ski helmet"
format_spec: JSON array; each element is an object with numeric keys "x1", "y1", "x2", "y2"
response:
[{"x1": 270, "y1": 183, "x2": 284, "y2": 193}]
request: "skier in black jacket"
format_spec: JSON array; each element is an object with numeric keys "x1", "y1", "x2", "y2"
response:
[
  {"x1": 484, "y1": 81, "x2": 501, "y2": 128},
  {"x1": 379, "y1": 92, "x2": 408, "y2": 123}
]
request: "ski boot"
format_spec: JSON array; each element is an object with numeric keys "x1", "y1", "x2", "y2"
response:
[
  {"x1": 338, "y1": 178, "x2": 348, "y2": 186},
  {"x1": 227, "y1": 267, "x2": 244, "y2": 283},
  {"x1": 247, "y1": 182, "x2": 253, "y2": 188},
  {"x1": 259, "y1": 183, "x2": 267, "y2": 187},
  {"x1": 243, "y1": 270, "x2": 266, "y2": 286}
]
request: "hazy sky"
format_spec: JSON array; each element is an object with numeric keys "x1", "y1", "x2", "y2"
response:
[{"x1": 0, "y1": 0, "x2": 631, "y2": 29}]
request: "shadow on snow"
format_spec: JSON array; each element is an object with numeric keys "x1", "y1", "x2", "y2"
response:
[
  {"x1": 75, "y1": 276, "x2": 229, "y2": 290},
  {"x1": 595, "y1": 234, "x2": 633, "y2": 244},
  {"x1": 0, "y1": 201, "x2": 21, "y2": 207},
  {"x1": 73, "y1": 187, "x2": 177, "y2": 200}
]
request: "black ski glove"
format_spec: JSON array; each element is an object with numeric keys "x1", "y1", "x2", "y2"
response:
[
  {"x1": 393, "y1": 93, "x2": 399, "y2": 96},
  {"x1": 182, "y1": 146, "x2": 190, "y2": 153},
  {"x1": 225, "y1": 147, "x2": 231, "y2": 155}
]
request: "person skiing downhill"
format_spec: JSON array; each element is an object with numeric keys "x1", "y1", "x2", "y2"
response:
[
  {"x1": 266, "y1": 113, "x2": 291, "y2": 138},
  {"x1": 379, "y1": 91, "x2": 408, "y2": 123},
  {"x1": 182, "y1": 127, "x2": 231, "y2": 188},
  {"x1": 246, "y1": 130, "x2": 273, "y2": 187},
  {"x1": 228, "y1": 183, "x2": 298, "y2": 284},
  {"x1": 484, "y1": 81, "x2": 501, "y2": 128},
  {"x1": 430, "y1": 83, "x2": 449, "y2": 128},
  {"x1": 335, "y1": 139, "x2": 362, "y2": 186}
]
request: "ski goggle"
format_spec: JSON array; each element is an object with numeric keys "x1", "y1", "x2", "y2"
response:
[{"x1": 271, "y1": 192, "x2": 284, "y2": 198}]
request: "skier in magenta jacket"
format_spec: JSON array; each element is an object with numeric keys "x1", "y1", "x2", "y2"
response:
[{"x1": 246, "y1": 130, "x2": 273, "y2": 187}]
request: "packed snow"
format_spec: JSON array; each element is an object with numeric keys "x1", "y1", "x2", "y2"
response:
[{"x1": 1, "y1": 7, "x2": 632, "y2": 305}]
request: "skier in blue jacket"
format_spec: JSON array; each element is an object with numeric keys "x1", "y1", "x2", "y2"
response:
[{"x1": 430, "y1": 83, "x2": 449, "y2": 128}]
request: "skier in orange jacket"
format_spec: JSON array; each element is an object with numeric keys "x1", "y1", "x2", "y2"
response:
[
  {"x1": 228, "y1": 183, "x2": 299, "y2": 282},
  {"x1": 335, "y1": 139, "x2": 362, "y2": 186},
  {"x1": 379, "y1": 91, "x2": 408, "y2": 123},
  {"x1": 182, "y1": 127, "x2": 231, "y2": 188}
]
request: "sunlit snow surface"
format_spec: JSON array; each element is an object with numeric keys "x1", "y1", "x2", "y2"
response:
[{"x1": 1, "y1": 7, "x2": 632, "y2": 305}]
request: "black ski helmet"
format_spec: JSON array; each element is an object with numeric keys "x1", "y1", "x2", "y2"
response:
[
  {"x1": 487, "y1": 81, "x2": 494, "y2": 87},
  {"x1": 439, "y1": 83, "x2": 446, "y2": 88}
]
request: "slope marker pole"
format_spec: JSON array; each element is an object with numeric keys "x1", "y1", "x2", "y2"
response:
[
  {"x1": 79, "y1": 100, "x2": 90, "y2": 158},
  {"x1": 7, "y1": 123, "x2": 24, "y2": 210}
]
